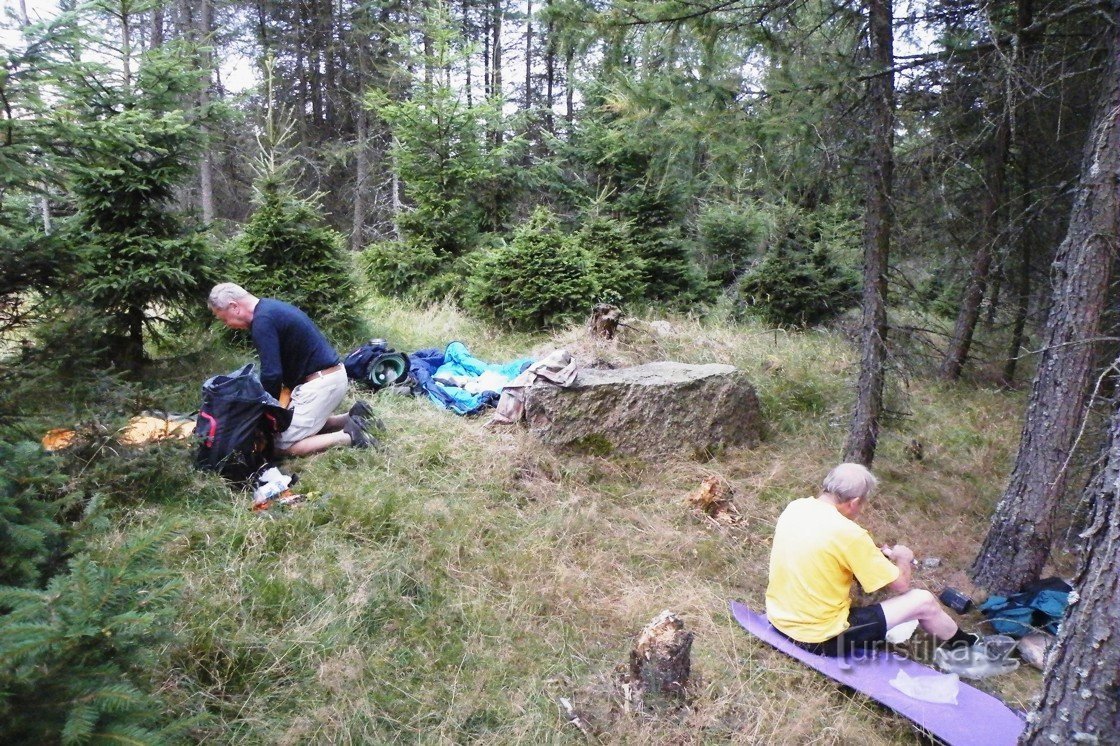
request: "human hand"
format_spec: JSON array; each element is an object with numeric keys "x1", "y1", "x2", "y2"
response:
[{"x1": 882, "y1": 544, "x2": 914, "y2": 564}]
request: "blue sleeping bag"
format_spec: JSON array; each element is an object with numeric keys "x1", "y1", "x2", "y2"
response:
[{"x1": 409, "y1": 342, "x2": 533, "y2": 415}]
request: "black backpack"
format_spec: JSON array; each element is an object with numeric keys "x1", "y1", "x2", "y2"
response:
[{"x1": 193, "y1": 364, "x2": 293, "y2": 483}]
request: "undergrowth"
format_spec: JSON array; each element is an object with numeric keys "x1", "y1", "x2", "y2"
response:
[{"x1": 2, "y1": 296, "x2": 1049, "y2": 744}]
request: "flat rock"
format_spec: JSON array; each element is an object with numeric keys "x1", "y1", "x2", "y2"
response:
[{"x1": 523, "y1": 361, "x2": 761, "y2": 457}]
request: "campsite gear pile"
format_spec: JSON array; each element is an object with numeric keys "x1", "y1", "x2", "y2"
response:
[
  {"x1": 193, "y1": 363, "x2": 292, "y2": 484},
  {"x1": 344, "y1": 339, "x2": 411, "y2": 391},
  {"x1": 490, "y1": 349, "x2": 579, "y2": 425},
  {"x1": 978, "y1": 576, "x2": 1071, "y2": 637},
  {"x1": 345, "y1": 339, "x2": 539, "y2": 416}
]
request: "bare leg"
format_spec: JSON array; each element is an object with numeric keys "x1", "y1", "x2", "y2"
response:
[
  {"x1": 279, "y1": 430, "x2": 352, "y2": 456},
  {"x1": 317, "y1": 414, "x2": 349, "y2": 434},
  {"x1": 880, "y1": 589, "x2": 959, "y2": 640}
]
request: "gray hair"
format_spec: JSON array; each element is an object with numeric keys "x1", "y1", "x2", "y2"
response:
[
  {"x1": 822, "y1": 463, "x2": 878, "y2": 503},
  {"x1": 208, "y1": 283, "x2": 251, "y2": 310}
]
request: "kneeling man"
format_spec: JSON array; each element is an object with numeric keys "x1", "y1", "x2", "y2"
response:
[
  {"x1": 765, "y1": 463, "x2": 977, "y2": 656},
  {"x1": 208, "y1": 283, "x2": 375, "y2": 455}
]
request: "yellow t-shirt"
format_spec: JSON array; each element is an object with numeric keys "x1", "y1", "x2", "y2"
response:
[{"x1": 765, "y1": 497, "x2": 900, "y2": 643}]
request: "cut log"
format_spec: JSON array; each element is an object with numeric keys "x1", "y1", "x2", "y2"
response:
[
  {"x1": 524, "y1": 362, "x2": 761, "y2": 458},
  {"x1": 628, "y1": 610, "x2": 693, "y2": 699}
]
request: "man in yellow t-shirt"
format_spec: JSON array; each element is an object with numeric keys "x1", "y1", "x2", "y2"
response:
[{"x1": 765, "y1": 463, "x2": 978, "y2": 656}]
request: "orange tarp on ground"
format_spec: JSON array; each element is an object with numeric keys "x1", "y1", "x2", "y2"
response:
[{"x1": 42, "y1": 415, "x2": 196, "y2": 451}]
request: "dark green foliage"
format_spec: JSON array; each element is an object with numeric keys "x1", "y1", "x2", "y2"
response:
[
  {"x1": 915, "y1": 273, "x2": 965, "y2": 319},
  {"x1": 466, "y1": 209, "x2": 597, "y2": 330},
  {"x1": 735, "y1": 222, "x2": 859, "y2": 328},
  {"x1": 0, "y1": 199, "x2": 73, "y2": 336},
  {"x1": 577, "y1": 215, "x2": 648, "y2": 306},
  {"x1": 230, "y1": 184, "x2": 360, "y2": 338},
  {"x1": 367, "y1": 13, "x2": 502, "y2": 259},
  {"x1": 696, "y1": 203, "x2": 768, "y2": 287},
  {"x1": 361, "y1": 238, "x2": 465, "y2": 301},
  {"x1": 568, "y1": 104, "x2": 703, "y2": 304},
  {"x1": 0, "y1": 441, "x2": 64, "y2": 588},
  {"x1": 0, "y1": 525, "x2": 186, "y2": 744},
  {"x1": 63, "y1": 43, "x2": 219, "y2": 370},
  {"x1": 616, "y1": 188, "x2": 705, "y2": 304}
]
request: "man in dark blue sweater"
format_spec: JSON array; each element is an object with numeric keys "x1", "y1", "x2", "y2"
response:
[{"x1": 208, "y1": 283, "x2": 374, "y2": 455}]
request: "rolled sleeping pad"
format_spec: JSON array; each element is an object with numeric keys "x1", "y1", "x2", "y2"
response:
[{"x1": 368, "y1": 352, "x2": 410, "y2": 388}]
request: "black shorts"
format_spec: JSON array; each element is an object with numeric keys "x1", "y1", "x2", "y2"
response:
[{"x1": 793, "y1": 604, "x2": 888, "y2": 657}]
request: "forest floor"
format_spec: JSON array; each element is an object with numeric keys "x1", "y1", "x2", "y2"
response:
[{"x1": 55, "y1": 296, "x2": 1075, "y2": 743}]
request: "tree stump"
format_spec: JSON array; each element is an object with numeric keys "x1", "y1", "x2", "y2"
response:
[
  {"x1": 687, "y1": 476, "x2": 742, "y2": 525},
  {"x1": 589, "y1": 303, "x2": 622, "y2": 340},
  {"x1": 627, "y1": 610, "x2": 693, "y2": 699}
]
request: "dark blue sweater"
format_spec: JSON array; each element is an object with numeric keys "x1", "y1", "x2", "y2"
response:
[{"x1": 250, "y1": 298, "x2": 340, "y2": 397}]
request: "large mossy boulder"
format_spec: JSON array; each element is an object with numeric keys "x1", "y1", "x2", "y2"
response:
[{"x1": 524, "y1": 362, "x2": 761, "y2": 457}]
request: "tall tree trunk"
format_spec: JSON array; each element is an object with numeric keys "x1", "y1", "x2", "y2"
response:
[
  {"x1": 524, "y1": 0, "x2": 532, "y2": 110},
  {"x1": 151, "y1": 3, "x2": 164, "y2": 46},
  {"x1": 545, "y1": 17, "x2": 555, "y2": 133},
  {"x1": 350, "y1": 105, "x2": 368, "y2": 252},
  {"x1": 564, "y1": 46, "x2": 574, "y2": 126},
  {"x1": 490, "y1": 0, "x2": 502, "y2": 145},
  {"x1": 1001, "y1": 159, "x2": 1034, "y2": 387},
  {"x1": 971, "y1": 14, "x2": 1120, "y2": 594},
  {"x1": 483, "y1": 9, "x2": 491, "y2": 99},
  {"x1": 1022, "y1": 364, "x2": 1120, "y2": 743},
  {"x1": 463, "y1": 0, "x2": 474, "y2": 107},
  {"x1": 843, "y1": 0, "x2": 894, "y2": 467},
  {"x1": 121, "y1": 3, "x2": 133, "y2": 93},
  {"x1": 939, "y1": 109, "x2": 1010, "y2": 380},
  {"x1": 198, "y1": 0, "x2": 215, "y2": 223}
]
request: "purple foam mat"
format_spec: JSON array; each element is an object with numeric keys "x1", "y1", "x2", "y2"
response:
[{"x1": 730, "y1": 601, "x2": 1025, "y2": 746}]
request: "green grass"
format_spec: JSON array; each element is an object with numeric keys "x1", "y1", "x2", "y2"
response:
[{"x1": 15, "y1": 296, "x2": 1053, "y2": 743}]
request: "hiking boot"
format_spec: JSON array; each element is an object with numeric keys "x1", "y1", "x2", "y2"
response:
[
  {"x1": 343, "y1": 416, "x2": 373, "y2": 449},
  {"x1": 349, "y1": 400, "x2": 374, "y2": 420},
  {"x1": 360, "y1": 414, "x2": 386, "y2": 436},
  {"x1": 943, "y1": 632, "x2": 981, "y2": 650}
]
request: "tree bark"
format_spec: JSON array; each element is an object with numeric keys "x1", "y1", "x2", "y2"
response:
[
  {"x1": 524, "y1": 0, "x2": 532, "y2": 110},
  {"x1": 971, "y1": 9, "x2": 1120, "y2": 594},
  {"x1": 151, "y1": 3, "x2": 164, "y2": 47},
  {"x1": 350, "y1": 104, "x2": 369, "y2": 252},
  {"x1": 843, "y1": 0, "x2": 894, "y2": 467},
  {"x1": 1021, "y1": 362, "x2": 1120, "y2": 743},
  {"x1": 1001, "y1": 159, "x2": 1034, "y2": 387},
  {"x1": 564, "y1": 46, "x2": 574, "y2": 126},
  {"x1": 545, "y1": 13, "x2": 554, "y2": 133},
  {"x1": 198, "y1": 0, "x2": 215, "y2": 224},
  {"x1": 939, "y1": 105, "x2": 1010, "y2": 380}
]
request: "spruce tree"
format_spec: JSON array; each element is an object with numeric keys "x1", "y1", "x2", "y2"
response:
[
  {"x1": 0, "y1": 525, "x2": 186, "y2": 744},
  {"x1": 230, "y1": 69, "x2": 360, "y2": 339},
  {"x1": 61, "y1": 6, "x2": 217, "y2": 370}
]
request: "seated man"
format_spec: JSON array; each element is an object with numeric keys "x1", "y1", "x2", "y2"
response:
[
  {"x1": 765, "y1": 463, "x2": 978, "y2": 656},
  {"x1": 208, "y1": 283, "x2": 375, "y2": 455}
]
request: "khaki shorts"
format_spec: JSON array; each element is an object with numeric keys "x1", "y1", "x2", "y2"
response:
[{"x1": 275, "y1": 368, "x2": 348, "y2": 449}]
